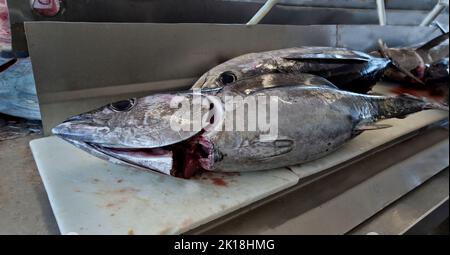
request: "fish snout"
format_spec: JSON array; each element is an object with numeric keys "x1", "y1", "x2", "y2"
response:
[
  {"x1": 52, "y1": 113, "x2": 100, "y2": 141},
  {"x1": 51, "y1": 122, "x2": 73, "y2": 137},
  {"x1": 62, "y1": 114, "x2": 91, "y2": 123}
]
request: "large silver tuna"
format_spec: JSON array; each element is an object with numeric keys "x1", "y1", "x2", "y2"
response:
[
  {"x1": 192, "y1": 47, "x2": 391, "y2": 93},
  {"x1": 52, "y1": 73, "x2": 447, "y2": 178}
]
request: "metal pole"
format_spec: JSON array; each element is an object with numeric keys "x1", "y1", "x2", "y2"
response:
[
  {"x1": 433, "y1": 21, "x2": 448, "y2": 34},
  {"x1": 420, "y1": 0, "x2": 449, "y2": 26},
  {"x1": 246, "y1": 0, "x2": 280, "y2": 25},
  {"x1": 376, "y1": 0, "x2": 387, "y2": 26}
]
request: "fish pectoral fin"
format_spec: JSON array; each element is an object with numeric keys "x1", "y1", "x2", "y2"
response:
[
  {"x1": 354, "y1": 122, "x2": 393, "y2": 131},
  {"x1": 242, "y1": 139, "x2": 294, "y2": 160}
]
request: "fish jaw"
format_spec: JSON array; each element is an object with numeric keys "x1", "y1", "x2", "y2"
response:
[
  {"x1": 53, "y1": 131, "x2": 216, "y2": 178},
  {"x1": 54, "y1": 134, "x2": 174, "y2": 175}
]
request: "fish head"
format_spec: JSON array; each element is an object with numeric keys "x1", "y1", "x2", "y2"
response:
[
  {"x1": 193, "y1": 67, "x2": 244, "y2": 89},
  {"x1": 192, "y1": 52, "x2": 268, "y2": 89},
  {"x1": 52, "y1": 92, "x2": 217, "y2": 178}
]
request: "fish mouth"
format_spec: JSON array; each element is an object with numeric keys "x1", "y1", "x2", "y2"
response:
[{"x1": 56, "y1": 133, "x2": 214, "y2": 179}]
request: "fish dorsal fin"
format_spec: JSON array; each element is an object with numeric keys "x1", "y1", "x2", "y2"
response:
[
  {"x1": 229, "y1": 73, "x2": 338, "y2": 95},
  {"x1": 281, "y1": 48, "x2": 370, "y2": 63},
  {"x1": 354, "y1": 122, "x2": 393, "y2": 131}
]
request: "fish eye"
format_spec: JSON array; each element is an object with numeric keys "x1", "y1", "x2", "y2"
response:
[
  {"x1": 219, "y1": 71, "x2": 237, "y2": 85},
  {"x1": 109, "y1": 98, "x2": 136, "y2": 112}
]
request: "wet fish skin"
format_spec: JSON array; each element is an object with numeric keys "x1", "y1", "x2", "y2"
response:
[
  {"x1": 52, "y1": 73, "x2": 447, "y2": 178},
  {"x1": 209, "y1": 78, "x2": 447, "y2": 172},
  {"x1": 192, "y1": 47, "x2": 391, "y2": 93}
]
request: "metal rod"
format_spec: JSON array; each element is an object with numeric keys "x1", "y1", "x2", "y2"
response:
[
  {"x1": 433, "y1": 21, "x2": 448, "y2": 34},
  {"x1": 376, "y1": 0, "x2": 387, "y2": 26},
  {"x1": 246, "y1": 0, "x2": 280, "y2": 25},
  {"x1": 420, "y1": 0, "x2": 449, "y2": 26}
]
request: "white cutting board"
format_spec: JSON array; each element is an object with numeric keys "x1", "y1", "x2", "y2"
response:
[
  {"x1": 30, "y1": 110, "x2": 447, "y2": 235},
  {"x1": 30, "y1": 79, "x2": 449, "y2": 235},
  {"x1": 30, "y1": 137, "x2": 299, "y2": 235}
]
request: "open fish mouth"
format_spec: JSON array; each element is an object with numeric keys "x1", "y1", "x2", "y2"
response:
[{"x1": 56, "y1": 133, "x2": 215, "y2": 179}]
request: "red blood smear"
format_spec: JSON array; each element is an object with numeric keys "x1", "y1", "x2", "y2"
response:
[
  {"x1": 390, "y1": 86, "x2": 445, "y2": 102},
  {"x1": 173, "y1": 134, "x2": 214, "y2": 179},
  {"x1": 172, "y1": 137, "x2": 202, "y2": 179},
  {"x1": 211, "y1": 178, "x2": 227, "y2": 187}
]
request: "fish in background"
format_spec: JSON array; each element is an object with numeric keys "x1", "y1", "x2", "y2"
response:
[
  {"x1": 373, "y1": 32, "x2": 449, "y2": 85},
  {"x1": 0, "y1": 2, "x2": 40, "y2": 121},
  {"x1": 52, "y1": 73, "x2": 448, "y2": 178},
  {"x1": 423, "y1": 58, "x2": 449, "y2": 103},
  {"x1": 0, "y1": 57, "x2": 41, "y2": 120},
  {"x1": 424, "y1": 58, "x2": 449, "y2": 87},
  {"x1": 192, "y1": 47, "x2": 391, "y2": 93}
]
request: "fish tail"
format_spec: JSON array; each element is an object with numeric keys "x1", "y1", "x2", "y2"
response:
[
  {"x1": 399, "y1": 93, "x2": 449, "y2": 111},
  {"x1": 370, "y1": 93, "x2": 448, "y2": 121}
]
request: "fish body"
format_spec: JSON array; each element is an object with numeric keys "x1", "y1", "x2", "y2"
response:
[
  {"x1": 192, "y1": 47, "x2": 391, "y2": 93},
  {"x1": 53, "y1": 73, "x2": 447, "y2": 178}
]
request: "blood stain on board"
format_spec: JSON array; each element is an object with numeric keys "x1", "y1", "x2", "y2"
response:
[
  {"x1": 211, "y1": 178, "x2": 227, "y2": 187},
  {"x1": 390, "y1": 86, "x2": 444, "y2": 102},
  {"x1": 181, "y1": 218, "x2": 193, "y2": 228}
]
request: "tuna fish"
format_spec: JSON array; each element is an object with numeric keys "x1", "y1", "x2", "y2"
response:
[
  {"x1": 52, "y1": 73, "x2": 448, "y2": 178},
  {"x1": 191, "y1": 47, "x2": 391, "y2": 93}
]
